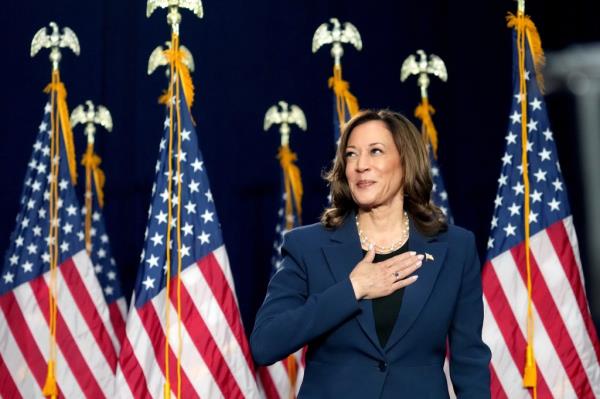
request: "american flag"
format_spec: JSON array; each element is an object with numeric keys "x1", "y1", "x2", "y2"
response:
[
  {"x1": 81, "y1": 174, "x2": 127, "y2": 352},
  {"x1": 258, "y1": 150, "x2": 306, "y2": 399},
  {"x1": 482, "y1": 28, "x2": 600, "y2": 398},
  {"x1": 115, "y1": 81, "x2": 259, "y2": 398},
  {"x1": 0, "y1": 100, "x2": 121, "y2": 398}
]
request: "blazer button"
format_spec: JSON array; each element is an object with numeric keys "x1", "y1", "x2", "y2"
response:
[{"x1": 378, "y1": 361, "x2": 387, "y2": 372}]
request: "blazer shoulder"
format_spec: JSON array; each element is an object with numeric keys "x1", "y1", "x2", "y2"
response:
[
  {"x1": 284, "y1": 222, "x2": 331, "y2": 245},
  {"x1": 438, "y1": 224, "x2": 477, "y2": 250}
]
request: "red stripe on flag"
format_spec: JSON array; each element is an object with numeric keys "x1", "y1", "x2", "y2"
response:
[
  {"x1": 0, "y1": 291, "x2": 47, "y2": 390},
  {"x1": 546, "y1": 221, "x2": 600, "y2": 360},
  {"x1": 171, "y1": 280, "x2": 245, "y2": 398},
  {"x1": 511, "y1": 243, "x2": 594, "y2": 397},
  {"x1": 137, "y1": 300, "x2": 199, "y2": 399},
  {"x1": 489, "y1": 365, "x2": 508, "y2": 399},
  {"x1": 197, "y1": 253, "x2": 255, "y2": 372},
  {"x1": 118, "y1": 335, "x2": 152, "y2": 399},
  {"x1": 300, "y1": 347, "x2": 306, "y2": 367},
  {"x1": 258, "y1": 366, "x2": 281, "y2": 399},
  {"x1": 60, "y1": 258, "x2": 118, "y2": 371},
  {"x1": 482, "y1": 261, "x2": 553, "y2": 397},
  {"x1": 30, "y1": 275, "x2": 106, "y2": 399},
  {"x1": 0, "y1": 335, "x2": 24, "y2": 399},
  {"x1": 109, "y1": 302, "x2": 126, "y2": 346}
]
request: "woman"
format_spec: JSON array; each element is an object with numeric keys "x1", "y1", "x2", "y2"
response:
[{"x1": 251, "y1": 110, "x2": 491, "y2": 398}]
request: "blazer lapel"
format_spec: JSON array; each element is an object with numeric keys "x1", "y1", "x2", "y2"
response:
[
  {"x1": 321, "y1": 214, "x2": 384, "y2": 354},
  {"x1": 385, "y1": 220, "x2": 447, "y2": 350}
]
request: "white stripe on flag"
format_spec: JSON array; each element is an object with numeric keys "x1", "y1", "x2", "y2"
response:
[
  {"x1": 46, "y1": 257, "x2": 114, "y2": 397},
  {"x1": 0, "y1": 309, "x2": 40, "y2": 398},
  {"x1": 119, "y1": 308, "x2": 163, "y2": 398},
  {"x1": 213, "y1": 246, "x2": 237, "y2": 304},
  {"x1": 491, "y1": 251, "x2": 577, "y2": 398},
  {"x1": 483, "y1": 297, "x2": 530, "y2": 399},
  {"x1": 181, "y1": 260, "x2": 259, "y2": 397},
  {"x1": 117, "y1": 297, "x2": 128, "y2": 321},
  {"x1": 563, "y1": 217, "x2": 584, "y2": 284},
  {"x1": 13, "y1": 282, "x2": 86, "y2": 398},
  {"x1": 530, "y1": 228, "x2": 600, "y2": 395},
  {"x1": 267, "y1": 361, "x2": 291, "y2": 399},
  {"x1": 150, "y1": 287, "x2": 222, "y2": 398},
  {"x1": 71, "y1": 250, "x2": 121, "y2": 359}
]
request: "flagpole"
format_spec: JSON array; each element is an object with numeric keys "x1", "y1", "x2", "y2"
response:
[
  {"x1": 147, "y1": 2, "x2": 202, "y2": 397},
  {"x1": 506, "y1": 0, "x2": 547, "y2": 395},
  {"x1": 400, "y1": 49, "x2": 448, "y2": 158},
  {"x1": 30, "y1": 22, "x2": 80, "y2": 399},
  {"x1": 312, "y1": 18, "x2": 362, "y2": 136},
  {"x1": 264, "y1": 101, "x2": 306, "y2": 229},
  {"x1": 263, "y1": 101, "x2": 307, "y2": 397},
  {"x1": 70, "y1": 101, "x2": 113, "y2": 253}
]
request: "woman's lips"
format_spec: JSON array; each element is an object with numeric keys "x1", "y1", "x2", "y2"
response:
[{"x1": 356, "y1": 180, "x2": 375, "y2": 188}]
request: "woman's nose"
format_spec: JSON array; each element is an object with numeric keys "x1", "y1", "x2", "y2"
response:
[{"x1": 355, "y1": 153, "x2": 370, "y2": 171}]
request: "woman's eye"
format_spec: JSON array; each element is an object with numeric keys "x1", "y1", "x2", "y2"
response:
[
  {"x1": 344, "y1": 151, "x2": 356, "y2": 158},
  {"x1": 371, "y1": 148, "x2": 383, "y2": 155}
]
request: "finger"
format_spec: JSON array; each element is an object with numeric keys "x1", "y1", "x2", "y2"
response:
[
  {"x1": 391, "y1": 259, "x2": 422, "y2": 278},
  {"x1": 363, "y1": 244, "x2": 376, "y2": 263},
  {"x1": 382, "y1": 251, "x2": 421, "y2": 269},
  {"x1": 391, "y1": 274, "x2": 419, "y2": 290}
]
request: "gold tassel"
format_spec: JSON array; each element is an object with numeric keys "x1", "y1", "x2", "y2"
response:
[
  {"x1": 286, "y1": 355, "x2": 298, "y2": 399},
  {"x1": 161, "y1": 47, "x2": 195, "y2": 108},
  {"x1": 44, "y1": 75, "x2": 78, "y2": 185},
  {"x1": 523, "y1": 344, "x2": 537, "y2": 387},
  {"x1": 509, "y1": 10, "x2": 539, "y2": 394},
  {"x1": 414, "y1": 98, "x2": 439, "y2": 158},
  {"x1": 506, "y1": 12, "x2": 546, "y2": 93},
  {"x1": 42, "y1": 360, "x2": 58, "y2": 398},
  {"x1": 163, "y1": 381, "x2": 171, "y2": 399},
  {"x1": 328, "y1": 66, "x2": 359, "y2": 128},
  {"x1": 82, "y1": 149, "x2": 105, "y2": 208},
  {"x1": 278, "y1": 146, "x2": 303, "y2": 229}
]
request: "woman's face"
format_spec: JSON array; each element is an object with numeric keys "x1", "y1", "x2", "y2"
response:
[{"x1": 344, "y1": 120, "x2": 404, "y2": 210}]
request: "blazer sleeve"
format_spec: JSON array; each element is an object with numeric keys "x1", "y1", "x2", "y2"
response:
[
  {"x1": 449, "y1": 231, "x2": 492, "y2": 398},
  {"x1": 250, "y1": 230, "x2": 361, "y2": 366}
]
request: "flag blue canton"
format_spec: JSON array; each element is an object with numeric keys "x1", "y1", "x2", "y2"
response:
[
  {"x1": 270, "y1": 177, "x2": 300, "y2": 274},
  {"x1": 1, "y1": 101, "x2": 86, "y2": 295},
  {"x1": 82, "y1": 183, "x2": 124, "y2": 304},
  {"x1": 486, "y1": 32, "x2": 570, "y2": 260},
  {"x1": 429, "y1": 146, "x2": 453, "y2": 222},
  {"x1": 133, "y1": 90, "x2": 223, "y2": 308}
]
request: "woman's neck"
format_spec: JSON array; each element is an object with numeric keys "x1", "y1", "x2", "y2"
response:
[{"x1": 356, "y1": 200, "x2": 408, "y2": 249}]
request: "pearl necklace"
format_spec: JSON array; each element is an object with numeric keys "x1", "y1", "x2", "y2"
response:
[{"x1": 356, "y1": 211, "x2": 410, "y2": 254}]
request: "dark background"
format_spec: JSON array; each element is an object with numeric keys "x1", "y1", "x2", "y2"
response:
[{"x1": 1, "y1": 0, "x2": 599, "y2": 333}]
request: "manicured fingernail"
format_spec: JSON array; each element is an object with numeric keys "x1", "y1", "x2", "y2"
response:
[
  {"x1": 417, "y1": 254, "x2": 424, "y2": 260},
  {"x1": 368, "y1": 244, "x2": 374, "y2": 251},
  {"x1": 410, "y1": 251, "x2": 417, "y2": 255},
  {"x1": 412, "y1": 275, "x2": 419, "y2": 280},
  {"x1": 416, "y1": 261, "x2": 423, "y2": 267}
]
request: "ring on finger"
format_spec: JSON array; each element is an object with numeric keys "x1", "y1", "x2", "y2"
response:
[{"x1": 394, "y1": 271, "x2": 400, "y2": 280}]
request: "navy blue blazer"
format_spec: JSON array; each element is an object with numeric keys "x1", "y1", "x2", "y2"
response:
[{"x1": 251, "y1": 214, "x2": 491, "y2": 398}]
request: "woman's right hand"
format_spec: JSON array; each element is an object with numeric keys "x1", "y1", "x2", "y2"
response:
[{"x1": 349, "y1": 248, "x2": 423, "y2": 300}]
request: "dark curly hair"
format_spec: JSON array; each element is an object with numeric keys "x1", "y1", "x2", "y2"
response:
[{"x1": 321, "y1": 109, "x2": 447, "y2": 236}]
